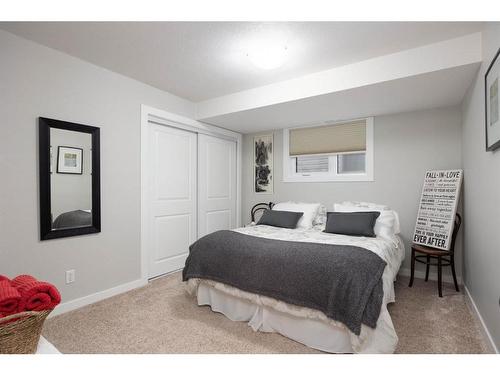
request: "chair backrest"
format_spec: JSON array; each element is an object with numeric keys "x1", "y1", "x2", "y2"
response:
[
  {"x1": 251, "y1": 202, "x2": 274, "y2": 222},
  {"x1": 449, "y1": 213, "x2": 462, "y2": 253}
]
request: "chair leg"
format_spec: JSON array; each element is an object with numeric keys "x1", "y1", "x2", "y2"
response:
[
  {"x1": 425, "y1": 255, "x2": 430, "y2": 281},
  {"x1": 409, "y1": 249, "x2": 415, "y2": 287},
  {"x1": 437, "y1": 257, "x2": 443, "y2": 297},
  {"x1": 451, "y1": 256, "x2": 460, "y2": 292}
]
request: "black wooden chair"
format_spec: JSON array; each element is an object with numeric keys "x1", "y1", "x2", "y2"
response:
[
  {"x1": 250, "y1": 202, "x2": 274, "y2": 223},
  {"x1": 408, "y1": 213, "x2": 461, "y2": 297}
]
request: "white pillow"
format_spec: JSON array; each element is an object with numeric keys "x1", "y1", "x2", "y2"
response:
[
  {"x1": 272, "y1": 202, "x2": 320, "y2": 229},
  {"x1": 391, "y1": 211, "x2": 401, "y2": 234},
  {"x1": 313, "y1": 204, "x2": 327, "y2": 226},
  {"x1": 340, "y1": 201, "x2": 389, "y2": 211},
  {"x1": 333, "y1": 202, "x2": 401, "y2": 239}
]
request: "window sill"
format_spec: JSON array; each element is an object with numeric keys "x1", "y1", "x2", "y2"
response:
[{"x1": 283, "y1": 174, "x2": 374, "y2": 183}]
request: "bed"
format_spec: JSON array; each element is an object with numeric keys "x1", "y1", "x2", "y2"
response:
[{"x1": 183, "y1": 202, "x2": 405, "y2": 354}]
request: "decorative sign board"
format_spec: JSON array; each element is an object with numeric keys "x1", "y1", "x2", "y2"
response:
[{"x1": 413, "y1": 169, "x2": 463, "y2": 250}]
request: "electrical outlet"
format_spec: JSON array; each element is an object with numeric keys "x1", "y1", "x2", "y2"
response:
[{"x1": 65, "y1": 269, "x2": 75, "y2": 284}]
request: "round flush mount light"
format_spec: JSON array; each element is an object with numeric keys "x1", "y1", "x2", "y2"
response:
[{"x1": 246, "y1": 41, "x2": 288, "y2": 70}]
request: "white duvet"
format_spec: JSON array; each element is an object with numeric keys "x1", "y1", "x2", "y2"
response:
[{"x1": 187, "y1": 224, "x2": 405, "y2": 353}]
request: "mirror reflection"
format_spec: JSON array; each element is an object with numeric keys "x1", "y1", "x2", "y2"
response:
[{"x1": 50, "y1": 128, "x2": 92, "y2": 230}]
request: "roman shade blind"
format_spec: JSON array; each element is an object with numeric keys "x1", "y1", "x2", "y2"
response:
[{"x1": 289, "y1": 120, "x2": 366, "y2": 156}]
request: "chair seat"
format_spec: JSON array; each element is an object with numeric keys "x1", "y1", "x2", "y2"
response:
[
  {"x1": 411, "y1": 243, "x2": 451, "y2": 256},
  {"x1": 409, "y1": 213, "x2": 461, "y2": 297}
]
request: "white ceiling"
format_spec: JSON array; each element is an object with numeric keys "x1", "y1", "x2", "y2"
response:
[{"x1": 0, "y1": 22, "x2": 484, "y2": 102}]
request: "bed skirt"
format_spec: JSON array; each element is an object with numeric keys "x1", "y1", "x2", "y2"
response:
[{"x1": 195, "y1": 282, "x2": 398, "y2": 354}]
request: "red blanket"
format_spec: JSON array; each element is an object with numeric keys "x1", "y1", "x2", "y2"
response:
[
  {"x1": 0, "y1": 275, "x2": 11, "y2": 283},
  {"x1": 11, "y1": 275, "x2": 61, "y2": 312},
  {"x1": 0, "y1": 280, "x2": 21, "y2": 317}
]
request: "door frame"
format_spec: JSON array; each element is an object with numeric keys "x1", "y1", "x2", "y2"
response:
[{"x1": 140, "y1": 105, "x2": 242, "y2": 280}]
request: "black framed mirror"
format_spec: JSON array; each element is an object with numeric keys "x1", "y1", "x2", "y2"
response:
[{"x1": 39, "y1": 117, "x2": 100, "y2": 240}]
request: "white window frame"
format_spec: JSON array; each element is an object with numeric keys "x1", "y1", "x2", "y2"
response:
[{"x1": 282, "y1": 117, "x2": 374, "y2": 183}]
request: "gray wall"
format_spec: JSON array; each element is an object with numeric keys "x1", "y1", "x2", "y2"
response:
[
  {"x1": 461, "y1": 23, "x2": 500, "y2": 350},
  {"x1": 242, "y1": 107, "x2": 463, "y2": 278},
  {"x1": 50, "y1": 128, "x2": 92, "y2": 219},
  {"x1": 0, "y1": 30, "x2": 195, "y2": 303}
]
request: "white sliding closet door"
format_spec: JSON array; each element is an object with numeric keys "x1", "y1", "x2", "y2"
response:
[
  {"x1": 198, "y1": 134, "x2": 237, "y2": 237},
  {"x1": 148, "y1": 123, "x2": 197, "y2": 279}
]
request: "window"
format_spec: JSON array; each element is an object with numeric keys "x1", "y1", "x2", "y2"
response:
[
  {"x1": 283, "y1": 118, "x2": 374, "y2": 182},
  {"x1": 296, "y1": 155, "x2": 329, "y2": 173},
  {"x1": 337, "y1": 153, "x2": 366, "y2": 174}
]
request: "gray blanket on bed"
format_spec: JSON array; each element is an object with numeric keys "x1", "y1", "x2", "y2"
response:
[{"x1": 182, "y1": 230, "x2": 387, "y2": 335}]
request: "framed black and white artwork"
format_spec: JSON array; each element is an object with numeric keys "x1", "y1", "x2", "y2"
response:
[
  {"x1": 485, "y1": 47, "x2": 500, "y2": 151},
  {"x1": 57, "y1": 146, "x2": 83, "y2": 174},
  {"x1": 254, "y1": 134, "x2": 273, "y2": 194}
]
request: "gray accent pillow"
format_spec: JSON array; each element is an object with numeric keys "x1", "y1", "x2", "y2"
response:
[
  {"x1": 324, "y1": 211, "x2": 380, "y2": 237},
  {"x1": 257, "y1": 209, "x2": 303, "y2": 229}
]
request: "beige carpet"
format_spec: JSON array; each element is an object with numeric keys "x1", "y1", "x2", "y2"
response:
[{"x1": 43, "y1": 273, "x2": 489, "y2": 354}]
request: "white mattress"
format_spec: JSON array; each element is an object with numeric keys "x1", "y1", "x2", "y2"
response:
[{"x1": 187, "y1": 224, "x2": 405, "y2": 353}]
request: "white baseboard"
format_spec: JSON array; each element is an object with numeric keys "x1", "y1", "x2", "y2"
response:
[
  {"x1": 399, "y1": 267, "x2": 463, "y2": 285},
  {"x1": 463, "y1": 284, "x2": 499, "y2": 354},
  {"x1": 50, "y1": 278, "x2": 148, "y2": 318}
]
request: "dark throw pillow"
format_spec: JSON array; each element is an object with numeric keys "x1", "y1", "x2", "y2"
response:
[
  {"x1": 256, "y1": 209, "x2": 304, "y2": 229},
  {"x1": 324, "y1": 211, "x2": 380, "y2": 237}
]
